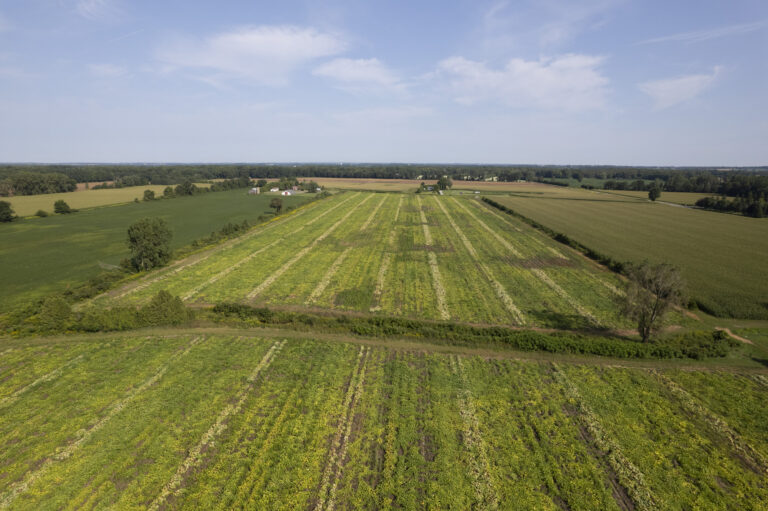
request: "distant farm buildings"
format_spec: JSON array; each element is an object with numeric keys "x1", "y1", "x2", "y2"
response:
[
  {"x1": 248, "y1": 187, "x2": 260, "y2": 195},
  {"x1": 270, "y1": 187, "x2": 280, "y2": 192},
  {"x1": 281, "y1": 190, "x2": 294, "y2": 196}
]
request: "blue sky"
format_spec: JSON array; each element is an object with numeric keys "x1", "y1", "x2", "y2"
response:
[{"x1": 0, "y1": 0, "x2": 766, "y2": 165}]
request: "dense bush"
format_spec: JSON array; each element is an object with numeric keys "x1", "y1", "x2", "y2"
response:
[
  {"x1": 54, "y1": 200, "x2": 73, "y2": 214},
  {"x1": 0, "y1": 200, "x2": 14, "y2": 222},
  {"x1": 210, "y1": 303, "x2": 736, "y2": 360},
  {"x1": 695, "y1": 196, "x2": 767, "y2": 218}
]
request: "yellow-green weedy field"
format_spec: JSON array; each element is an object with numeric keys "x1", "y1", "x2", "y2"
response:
[{"x1": 1, "y1": 334, "x2": 767, "y2": 510}]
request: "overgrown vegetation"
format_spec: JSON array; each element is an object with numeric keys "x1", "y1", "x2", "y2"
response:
[{"x1": 210, "y1": 303, "x2": 736, "y2": 359}]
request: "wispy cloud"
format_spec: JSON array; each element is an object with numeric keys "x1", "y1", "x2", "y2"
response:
[
  {"x1": 156, "y1": 25, "x2": 345, "y2": 86},
  {"x1": 313, "y1": 58, "x2": 405, "y2": 94},
  {"x1": 639, "y1": 67, "x2": 722, "y2": 109},
  {"x1": 76, "y1": 0, "x2": 122, "y2": 22},
  {"x1": 638, "y1": 20, "x2": 768, "y2": 45},
  {"x1": 435, "y1": 54, "x2": 609, "y2": 111},
  {"x1": 89, "y1": 63, "x2": 128, "y2": 78},
  {"x1": 537, "y1": 0, "x2": 624, "y2": 46}
]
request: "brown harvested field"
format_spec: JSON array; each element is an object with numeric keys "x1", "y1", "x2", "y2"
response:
[
  {"x1": 307, "y1": 177, "x2": 572, "y2": 193},
  {"x1": 307, "y1": 177, "x2": 425, "y2": 191}
]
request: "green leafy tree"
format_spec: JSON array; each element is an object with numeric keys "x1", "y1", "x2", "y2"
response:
[
  {"x1": 619, "y1": 262, "x2": 684, "y2": 342},
  {"x1": 143, "y1": 189, "x2": 155, "y2": 201},
  {"x1": 256, "y1": 179, "x2": 268, "y2": 188},
  {"x1": 126, "y1": 217, "x2": 173, "y2": 271},
  {"x1": 270, "y1": 197, "x2": 283, "y2": 215},
  {"x1": 163, "y1": 186, "x2": 175, "y2": 198},
  {"x1": 53, "y1": 200, "x2": 72, "y2": 214},
  {"x1": 437, "y1": 176, "x2": 453, "y2": 190},
  {"x1": 175, "y1": 180, "x2": 197, "y2": 196},
  {"x1": 0, "y1": 200, "x2": 14, "y2": 222},
  {"x1": 648, "y1": 186, "x2": 662, "y2": 201}
]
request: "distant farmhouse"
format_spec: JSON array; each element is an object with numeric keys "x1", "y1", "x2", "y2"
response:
[
  {"x1": 248, "y1": 187, "x2": 260, "y2": 195},
  {"x1": 270, "y1": 187, "x2": 280, "y2": 192}
]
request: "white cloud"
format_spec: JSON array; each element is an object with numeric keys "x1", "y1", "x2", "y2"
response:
[
  {"x1": 77, "y1": 0, "x2": 122, "y2": 21},
  {"x1": 639, "y1": 20, "x2": 768, "y2": 45},
  {"x1": 435, "y1": 54, "x2": 609, "y2": 111},
  {"x1": 313, "y1": 58, "x2": 405, "y2": 94},
  {"x1": 156, "y1": 25, "x2": 346, "y2": 86},
  {"x1": 89, "y1": 63, "x2": 128, "y2": 78},
  {"x1": 639, "y1": 67, "x2": 721, "y2": 109}
]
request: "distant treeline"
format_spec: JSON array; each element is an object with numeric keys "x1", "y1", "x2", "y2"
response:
[
  {"x1": 0, "y1": 172, "x2": 77, "y2": 196},
  {"x1": 603, "y1": 173, "x2": 768, "y2": 198},
  {"x1": 694, "y1": 196, "x2": 767, "y2": 218},
  {"x1": 1, "y1": 164, "x2": 767, "y2": 199}
]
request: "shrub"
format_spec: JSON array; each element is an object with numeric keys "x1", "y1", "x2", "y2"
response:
[
  {"x1": 54, "y1": 200, "x2": 73, "y2": 214},
  {"x1": 35, "y1": 209, "x2": 49, "y2": 217},
  {"x1": 37, "y1": 295, "x2": 72, "y2": 331},
  {"x1": 0, "y1": 200, "x2": 14, "y2": 222},
  {"x1": 140, "y1": 290, "x2": 190, "y2": 326}
]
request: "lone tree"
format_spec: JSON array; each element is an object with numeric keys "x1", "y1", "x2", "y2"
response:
[
  {"x1": 54, "y1": 200, "x2": 72, "y2": 214},
  {"x1": 619, "y1": 261, "x2": 684, "y2": 342},
  {"x1": 143, "y1": 189, "x2": 155, "y2": 201},
  {"x1": 437, "y1": 176, "x2": 453, "y2": 190},
  {"x1": 648, "y1": 185, "x2": 662, "y2": 201},
  {"x1": 126, "y1": 217, "x2": 172, "y2": 271},
  {"x1": 0, "y1": 200, "x2": 14, "y2": 222},
  {"x1": 270, "y1": 197, "x2": 283, "y2": 215}
]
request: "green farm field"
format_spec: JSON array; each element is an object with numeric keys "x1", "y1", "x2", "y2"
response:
[
  {"x1": 595, "y1": 190, "x2": 716, "y2": 205},
  {"x1": 490, "y1": 194, "x2": 768, "y2": 319},
  {"x1": 1, "y1": 332, "x2": 767, "y2": 510},
  {"x1": 5, "y1": 184, "x2": 211, "y2": 217},
  {"x1": 0, "y1": 190, "x2": 310, "y2": 311},
  {"x1": 97, "y1": 191, "x2": 633, "y2": 330}
]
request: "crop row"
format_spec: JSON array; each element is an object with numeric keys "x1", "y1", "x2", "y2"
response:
[
  {"x1": 103, "y1": 192, "x2": 658, "y2": 329},
  {"x1": 1, "y1": 337, "x2": 767, "y2": 509}
]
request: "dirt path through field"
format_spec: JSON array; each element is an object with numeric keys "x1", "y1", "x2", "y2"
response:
[{"x1": 716, "y1": 327, "x2": 753, "y2": 345}]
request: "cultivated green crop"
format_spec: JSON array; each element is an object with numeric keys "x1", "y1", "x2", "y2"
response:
[
  {"x1": 489, "y1": 194, "x2": 768, "y2": 319},
  {"x1": 0, "y1": 189, "x2": 311, "y2": 311}
]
